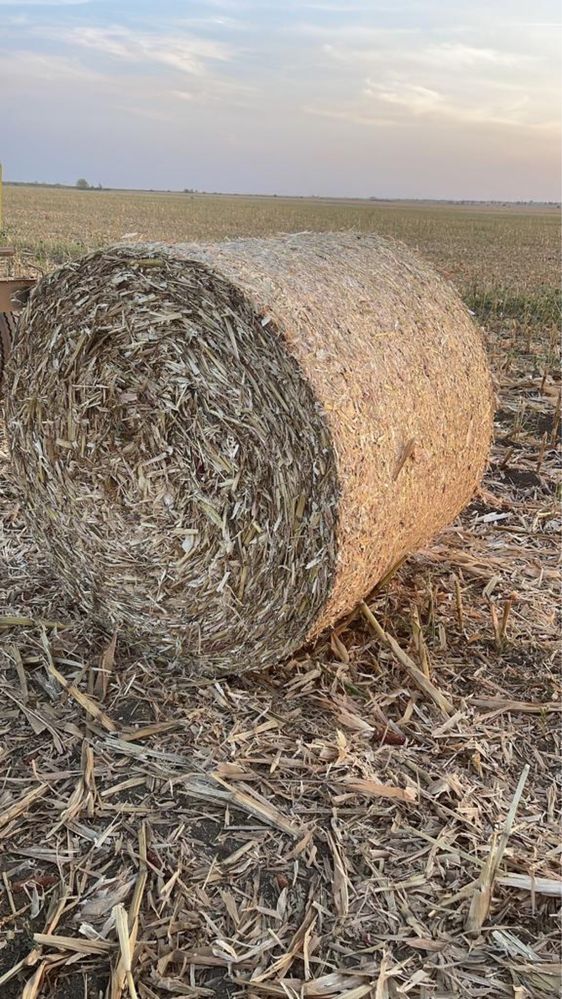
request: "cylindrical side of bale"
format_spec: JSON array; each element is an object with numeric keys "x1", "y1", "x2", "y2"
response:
[{"x1": 5, "y1": 233, "x2": 493, "y2": 674}]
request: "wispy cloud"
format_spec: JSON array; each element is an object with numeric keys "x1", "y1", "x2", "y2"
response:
[
  {"x1": 416, "y1": 43, "x2": 533, "y2": 68},
  {"x1": 365, "y1": 80, "x2": 543, "y2": 129},
  {"x1": 302, "y1": 15, "x2": 558, "y2": 136},
  {"x1": 60, "y1": 25, "x2": 232, "y2": 76},
  {"x1": 294, "y1": 22, "x2": 417, "y2": 40},
  {"x1": 301, "y1": 2, "x2": 395, "y2": 10},
  {"x1": 175, "y1": 15, "x2": 248, "y2": 31},
  {"x1": 0, "y1": 0, "x2": 92, "y2": 5},
  {"x1": 0, "y1": 49, "x2": 100, "y2": 81},
  {"x1": 303, "y1": 103, "x2": 394, "y2": 127}
]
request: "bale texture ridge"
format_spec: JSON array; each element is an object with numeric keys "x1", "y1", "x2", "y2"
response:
[{"x1": 6, "y1": 232, "x2": 494, "y2": 675}]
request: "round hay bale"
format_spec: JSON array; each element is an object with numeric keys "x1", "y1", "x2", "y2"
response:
[{"x1": 5, "y1": 232, "x2": 493, "y2": 675}]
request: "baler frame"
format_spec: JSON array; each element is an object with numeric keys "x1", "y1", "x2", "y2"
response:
[{"x1": 0, "y1": 247, "x2": 36, "y2": 378}]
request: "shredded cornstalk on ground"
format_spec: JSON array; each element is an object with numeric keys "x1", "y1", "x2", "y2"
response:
[{"x1": 0, "y1": 318, "x2": 560, "y2": 997}]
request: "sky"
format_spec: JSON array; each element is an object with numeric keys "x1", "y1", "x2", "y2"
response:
[{"x1": 1, "y1": 0, "x2": 560, "y2": 200}]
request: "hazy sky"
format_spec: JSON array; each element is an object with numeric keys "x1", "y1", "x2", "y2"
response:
[{"x1": 2, "y1": 0, "x2": 560, "y2": 199}]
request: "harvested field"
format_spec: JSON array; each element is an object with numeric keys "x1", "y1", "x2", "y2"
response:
[
  {"x1": 3, "y1": 186, "x2": 560, "y2": 328},
  {"x1": 0, "y1": 191, "x2": 560, "y2": 998}
]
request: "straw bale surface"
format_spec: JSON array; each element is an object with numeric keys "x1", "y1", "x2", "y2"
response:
[{"x1": 5, "y1": 232, "x2": 493, "y2": 674}]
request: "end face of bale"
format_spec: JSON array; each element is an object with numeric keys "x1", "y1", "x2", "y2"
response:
[
  {"x1": 6, "y1": 247, "x2": 340, "y2": 673},
  {"x1": 6, "y1": 233, "x2": 493, "y2": 676}
]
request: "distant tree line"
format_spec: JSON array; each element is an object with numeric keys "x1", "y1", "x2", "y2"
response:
[{"x1": 76, "y1": 179, "x2": 103, "y2": 190}]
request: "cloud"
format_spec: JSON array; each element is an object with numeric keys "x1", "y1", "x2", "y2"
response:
[
  {"x1": 26, "y1": 22, "x2": 256, "y2": 112},
  {"x1": 62, "y1": 25, "x2": 232, "y2": 76},
  {"x1": 1, "y1": 26, "x2": 254, "y2": 120},
  {"x1": 0, "y1": 0, "x2": 92, "y2": 5},
  {"x1": 0, "y1": 49, "x2": 101, "y2": 82},
  {"x1": 180, "y1": 0, "x2": 251, "y2": 9},
  {"x1": 301, "y1": 2, "x2": 395, "y2": 10},
  {"x1": 175, "y1": 15, "x2": 248, "y2": 31},
  {"x1": 318, "y1": 35, "x2": 533, "y2": 70},
  {"x1": 295, "y1": 22, "x2": 417, "y2": 40},
  {"x1": 303, "y1": 103, "x2": 395, "y2": 127},
  {"x1": 374, "y1": 83, "x2": 444, "y2": 115},
  {"x1": 316, "y1": 77, "x2": 559, "y2": 132},
  {"x1": 418, "y1": 43, "x2": 533, "y2": 68},
  {"x1": 300, "y1": 11, "x2": 559, "y2": 135},
  {"x1": 368, "y1": 81, "x2": 518, "y2": 127},
  {"x1": 171, "y1": 77, "x2": 255, "y2": 104}
]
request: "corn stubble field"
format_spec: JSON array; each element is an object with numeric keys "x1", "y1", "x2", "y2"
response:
[{"x1": 0, "y1": 185, "x2": 560, "y2": 999}]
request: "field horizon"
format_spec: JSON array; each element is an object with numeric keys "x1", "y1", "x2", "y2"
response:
[
  {"x1": 4, "y1": 179, "x2": 561, "y2": 210},
  {"x1": 3, "y1": 183, "x2": 560, "y2": 334}
]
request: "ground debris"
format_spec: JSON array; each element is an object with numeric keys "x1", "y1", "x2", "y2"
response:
[{"x1": 0, "y1": 317, "x2": 560, "y2": 996}]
